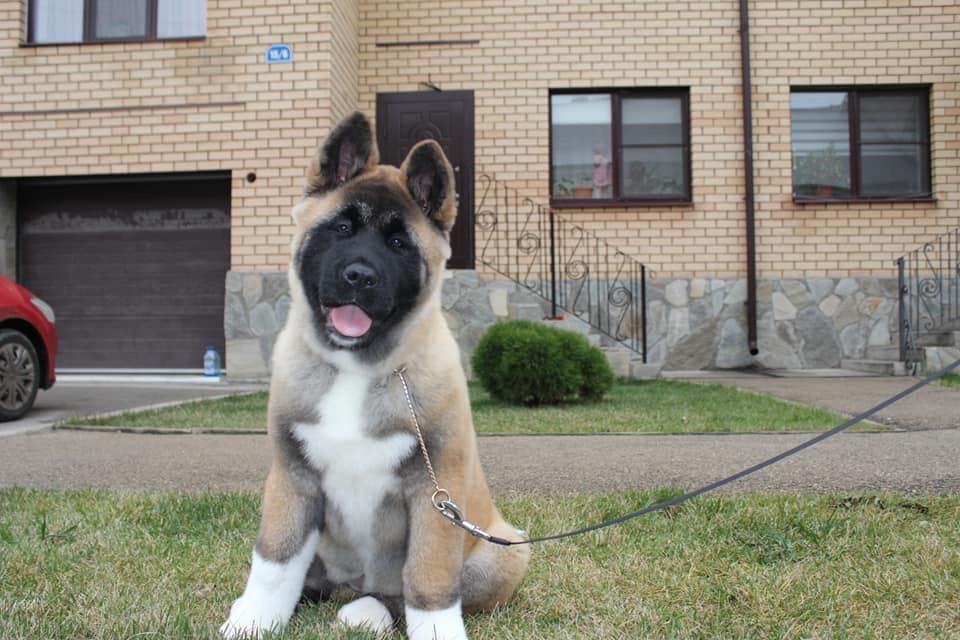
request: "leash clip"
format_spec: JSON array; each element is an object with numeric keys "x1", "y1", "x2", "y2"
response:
[{"x1": 433, "y1": 493, "x2": 495, "y2": 542}]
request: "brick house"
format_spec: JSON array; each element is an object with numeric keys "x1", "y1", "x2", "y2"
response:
[{"x1": 1, "y1": 1, "x2": 957, "y2": 376}]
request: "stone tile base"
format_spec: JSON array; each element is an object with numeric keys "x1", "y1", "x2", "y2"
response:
[
  {"x1": 224, "y1": 270, "x2": 902, "y2": 380},
  {"x1": 648, "y1": 276, "x2": 899, "y2": 371}
]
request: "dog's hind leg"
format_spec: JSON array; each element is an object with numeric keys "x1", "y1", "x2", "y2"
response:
[{"x1": 460, "y1": 517, "x2": 531, "y2": 614}]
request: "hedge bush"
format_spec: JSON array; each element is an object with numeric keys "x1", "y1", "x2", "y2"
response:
[{"x1": 471, "y1": 320, "x2": 614, "y2": 406}]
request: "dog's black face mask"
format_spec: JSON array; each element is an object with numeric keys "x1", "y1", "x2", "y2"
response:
[
  {"x1": 297, "y1": 186, "x2": 424, "y2": 354},
  {"x1": 292, "y1": 112, "x2": 454, "y2": 362}
]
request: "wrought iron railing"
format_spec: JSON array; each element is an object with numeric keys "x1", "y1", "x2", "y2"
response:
[
  {"x1": 896, "y1": 226, "x2": 960, "y2": 370},
  {"x1": 475, "y1": 174, "x2": 648, "y2": 361}
]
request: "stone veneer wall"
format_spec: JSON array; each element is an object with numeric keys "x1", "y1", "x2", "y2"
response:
[
  {"x1": 647, "y1": 276, "x2": 898, "y2": 371},
  {"x1": 225, "y1": 270, "x2": 900, "y2": 380},
  {"x1": 224, "y1": 270, "x2": 552, "y2": 379},
  {"x1": 225, "y1": 271, "x2": 291, "y2": 379}
]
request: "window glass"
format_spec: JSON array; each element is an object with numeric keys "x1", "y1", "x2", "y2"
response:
[
  {"x1": 860, "y1": 143, "x2": 928, "y2": 196},
  {"x1": 859, "y1": 93, "x2": 929, "y2": 196},
  {"x1": 622, "y1": 98, "x2": 683, "y2": 146},
  {"x1": 31, "y1": 0, "x2": 83, "y2": 43},
  {"x1": 551, "y1": 94, "x2": 612, "y2": 199},
  {"x1": 94, "y1": 0, "x2": 148, "y2": 39},
  {"x1": 621, "y1": 96, "x2": 685, "y2": 198},
  {"x1": 158, "y1": 0, "x2": 206, "y2": 38},
  {"x1": 860, "y1": 93, "x2": 926, "y2": 144},
  {"x1": 621, "y1": 147, "x2": 686, "y2": 198},
  {"x1": 790, "y1": 92, "x2": 852, "y2": 196}
]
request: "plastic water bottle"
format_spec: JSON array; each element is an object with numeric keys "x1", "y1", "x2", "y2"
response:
[{"x1": 203, "y1": 346, "x2": 221, "y2": 377}]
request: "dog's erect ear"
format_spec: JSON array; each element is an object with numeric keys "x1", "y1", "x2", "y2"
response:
[
  {"x1": 307, "y1": 112, "x2": 379, "y2": 195},
  {"x1": 399, "y1": 140, "x2": 456, "y2": 232}
]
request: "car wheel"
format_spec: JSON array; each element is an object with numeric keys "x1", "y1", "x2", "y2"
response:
[{"x1": 0, "y1": 329, "x2": 40, "y2": 422}]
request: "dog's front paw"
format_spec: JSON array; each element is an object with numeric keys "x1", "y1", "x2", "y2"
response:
[
  {"x1": 336, "y1": 596, "x2": 394, "y2": 635},
  {"x1": 220, "y1": 595, "x2": 286, "y2": 639},
  {"x1": 405, "y1": 601, "x2": 468, "y2": 640}
]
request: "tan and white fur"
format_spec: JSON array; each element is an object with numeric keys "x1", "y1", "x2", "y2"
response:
[{"x1": 221, "y1": 113, "x2": 529, "y2": 640}]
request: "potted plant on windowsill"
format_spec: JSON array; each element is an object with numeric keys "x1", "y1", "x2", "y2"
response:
[
  {"x1": 570, "y1": 172, "x2": 595, "y2": 199},
  {"x1": 571, "y1": 185, "x2": 593, "y2": 198},
  {"x1": 553, "y1": 176, "x2": 575, "y2": 198},
  {"x1": 793, "y1": 144, "x2": 849, "y2": 198}
]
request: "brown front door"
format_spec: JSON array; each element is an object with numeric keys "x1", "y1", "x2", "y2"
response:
[{"x1": 376, "y1": 91, "x2": 475, "y2": 269}]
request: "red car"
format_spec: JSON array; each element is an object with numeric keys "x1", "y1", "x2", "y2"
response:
[{"x1": 0, "y1": 275, "x2": 57, "y2": 421}]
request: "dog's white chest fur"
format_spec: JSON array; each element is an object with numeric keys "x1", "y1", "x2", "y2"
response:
[{"x1": 292, "y1": 371, "x2": 415, "y2": 546}]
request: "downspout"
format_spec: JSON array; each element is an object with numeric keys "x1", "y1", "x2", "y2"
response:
[{"x1": 738, "y1": 0, "x2": 759, "y2": 356}]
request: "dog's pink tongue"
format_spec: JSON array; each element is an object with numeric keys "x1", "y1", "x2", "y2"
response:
[{"x1": 329, "y1": 305, "x2": 372, "y2": 337}]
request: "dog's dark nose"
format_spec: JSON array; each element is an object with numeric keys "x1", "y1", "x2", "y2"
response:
[{"x1": 343, "y1": 262, "x2": 379, "y2": 289}]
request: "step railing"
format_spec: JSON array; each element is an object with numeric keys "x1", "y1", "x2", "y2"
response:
[
  {"x1": 475, "y1": 174, "x2": 648, "y2": 361},
  {"x1": 896, "y1": 226, "x2": 960, "y2": 370}
]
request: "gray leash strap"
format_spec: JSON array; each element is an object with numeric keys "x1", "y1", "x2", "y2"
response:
[{"x1": 481, "y1": 357, "x2": 960, "y2": 547}]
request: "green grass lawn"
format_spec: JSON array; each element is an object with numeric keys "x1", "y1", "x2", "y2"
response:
[
  {"x1": 471, "y1": 380, "x2": 847, "y2": 434},
  {"x1": 63, "y1": 380, "x2": 851, "y2": 434},
  {"x1": 938, "y1": 372, "x2": 960, "y2": 388},
  {"x1": 62, "y1": 391, "x2": 271, "y2": 432},
  {"x1": 1, "y1": 489, "x2": 957, "y2": 639}
]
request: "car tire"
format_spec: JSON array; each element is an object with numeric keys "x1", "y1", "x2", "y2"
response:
[{"x1": 0, "y1": 329, "x2": 40, "y2": 422}]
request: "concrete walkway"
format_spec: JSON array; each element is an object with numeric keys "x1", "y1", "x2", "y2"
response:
[
  {"x1": 0, "y1": 369, "x2": 957, "y2": 496},
  {"x1": 674, "y1": 369, "x2": 960, "y2": 432}
]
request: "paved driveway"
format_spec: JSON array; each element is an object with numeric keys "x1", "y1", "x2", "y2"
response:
[{"x1": 0, "y1": 376, "x2": 263, "y2": 438}]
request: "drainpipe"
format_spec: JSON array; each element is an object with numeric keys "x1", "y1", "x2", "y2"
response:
[{"x1": 739, "y1": 0, "x2": 759, "y2": 356}]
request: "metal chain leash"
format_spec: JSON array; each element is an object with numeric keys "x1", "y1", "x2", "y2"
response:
[{"x1": 394, "y1": 367, "x2": 506, "y2": 543}]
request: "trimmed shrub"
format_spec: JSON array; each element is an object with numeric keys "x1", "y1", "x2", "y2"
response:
[{"x1": 472, "y1": 320, "x2": 615, "y2": 406}]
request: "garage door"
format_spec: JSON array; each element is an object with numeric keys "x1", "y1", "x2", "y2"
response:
[{"x1": 18, "y1": 173, "x2": 230, "y2": 370}]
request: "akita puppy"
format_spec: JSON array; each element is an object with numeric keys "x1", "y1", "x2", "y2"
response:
[{"x1": 221, "y1": 113, "x2": 529, "y2": 640}]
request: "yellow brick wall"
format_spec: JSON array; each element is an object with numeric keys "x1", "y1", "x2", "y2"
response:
[
  {"x1": 357, "y1": 0, "x2": 959, "y2": 278},
  {"x1": 749, "y1": 0, "x2": 958, "y2": 278},
  {"x1": 0, "y1": 0, "x2": 356, "y2": 270},
  {"x1": 329, "y1": 0, "x2": 359, "y2": 124},
  {"x1": 1, "y1": 0, "x2": 957, "y2": 279}
]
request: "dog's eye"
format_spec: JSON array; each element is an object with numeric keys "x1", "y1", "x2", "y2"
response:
[
  {"x1": 333, "y1": 220, "x2": 352, "y2": 236},
  {"x1": 388, "y1": 235, "x2": 407, "y2": 251}
]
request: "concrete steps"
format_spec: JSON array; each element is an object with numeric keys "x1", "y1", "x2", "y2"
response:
[
  {"x1": 917, "y1": 331, "x2": 960, "y2": 347},
  {"x1": 865, "y1": 344, "x2": 900, "y2": 360},
  {"x1": 845, "y1": 331, "x2": 959, "y2": 376},
  {"x1": 918, "y1": 331, "x2": 960, "y2": 374},
  {"x1": 840, "y1": 358, "x2": 907, "y2": 376}
]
